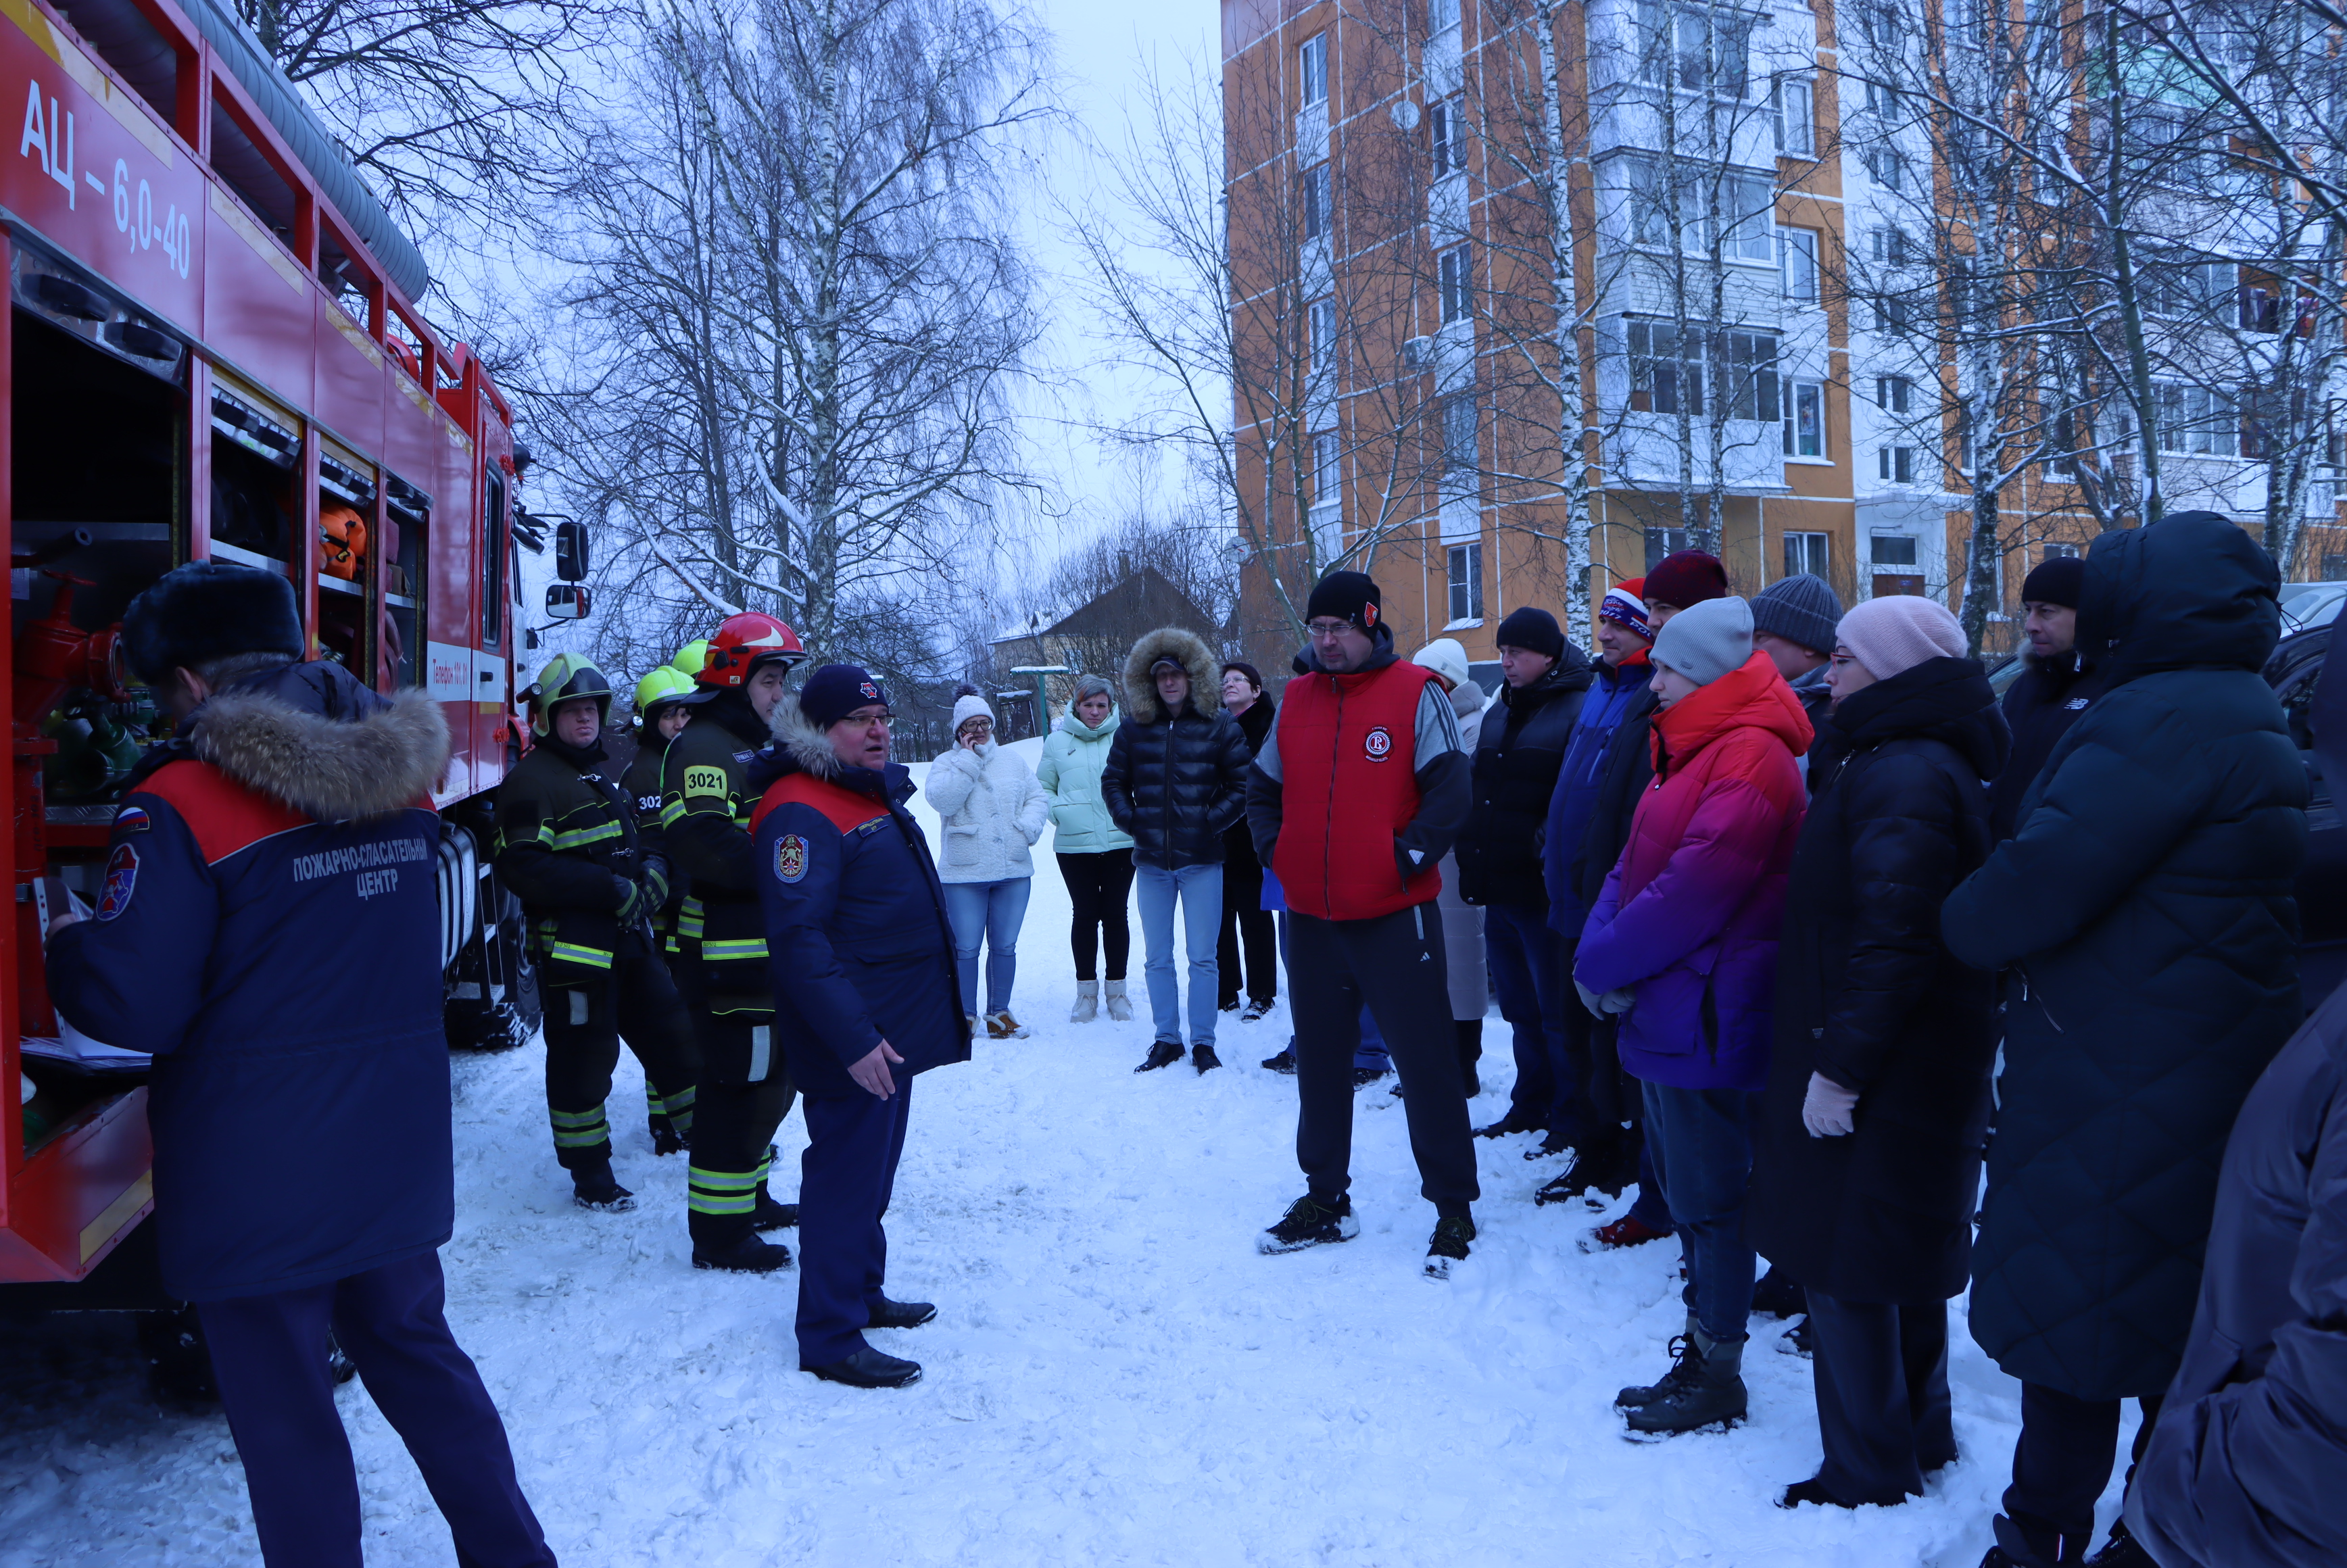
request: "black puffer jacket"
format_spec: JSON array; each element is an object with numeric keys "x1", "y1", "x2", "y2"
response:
[
  {"x1": 1221, "y1": 696, "x2": 1276, "y2": 872},
  {"x1": 1102, "y1": 627, "x2": 1253, "y2": 870},
  {"x1": 2125, "y1": 982, "x2": 2347, "y2": 1568},
  {"x1": 1749, "y1": 657, "x2": 2008, "y2": 1304},
  {"x1": 1571, "y1": 685, "x2": 1660, "y2": 920},
  {"x1": 1987, "y1": 649, "x2": 2105, "y2": 841},
  {"x1": 1459, "y1": 653, "x2": 1593, "y2": 908},
  {"x1": 1943, "y1": 512, "x2": 2310, "y2": 1401}
]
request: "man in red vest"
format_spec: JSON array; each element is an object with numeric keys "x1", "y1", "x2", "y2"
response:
[{"x1": 1246, "y1": 571, "x2": 1480, "y2": 1277}]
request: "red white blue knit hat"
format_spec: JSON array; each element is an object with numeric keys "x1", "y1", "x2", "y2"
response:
[{"x1": 1600, "y1": 577, "x2": 1653, "y2": 641}]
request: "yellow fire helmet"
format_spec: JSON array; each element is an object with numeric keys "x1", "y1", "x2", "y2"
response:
[
  {"x1": 529, "y1": 653, "x2": 614, "y2": 738},
  {"x1": 633, "y1": 665, "x2": 696, "y2": 730},
  {"x1": 670, "y1": 639, "x2": 710, "y2": 679}
]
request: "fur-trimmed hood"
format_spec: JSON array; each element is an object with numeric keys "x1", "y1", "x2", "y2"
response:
[
  {"x1": 754, "y1": 691, "x2": 913, "y2": 804},
  {"x1": 1121, "y1": 627, "x2": 1224, "y2": 727},
  {"x1": 191, "y1": 660, "x2": 450, "y2": 821}
]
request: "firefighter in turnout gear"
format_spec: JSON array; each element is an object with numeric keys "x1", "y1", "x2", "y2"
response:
[
  {"x1": 495, "y1": 655, "x2": 700, "y2": 1210},
  {"x1": 625, "y1": 664, "x2": 699, "y2": 962},
  {"x1": 664, "y1": 612, "x2": 810, "y2": 1271}
]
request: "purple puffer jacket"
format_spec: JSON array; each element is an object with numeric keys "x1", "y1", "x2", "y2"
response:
[{"x1": 1575, "y1": 653, "x2": 1810, "y2": 1090}]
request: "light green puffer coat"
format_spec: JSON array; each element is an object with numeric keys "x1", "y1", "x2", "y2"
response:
[{"x1": 1036, "y1": 708, "x2": 1136, "y2": 854}]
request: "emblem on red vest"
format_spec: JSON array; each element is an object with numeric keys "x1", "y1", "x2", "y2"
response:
[
  {"x1": 775, "y1": 834, "x2": 808, "y2": 883},
  {"x1": 1363, "y1": 725, "x2": 1394, "y2": 762}
]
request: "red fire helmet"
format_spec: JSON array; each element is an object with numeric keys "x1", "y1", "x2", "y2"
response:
[{"x1": 696, "y1": 611, "x2": 806, "y2": 688}]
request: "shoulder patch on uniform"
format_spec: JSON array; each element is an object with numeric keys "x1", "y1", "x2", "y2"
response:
[
  {"x1": 732, "y1": 750, "x2": 756, "y2": 764},
  {"x1": 96, "y1": 843, "x2": 139, "y2": 920},
  {"x1": 775, "y1": 833, "x2": 809, "y2": 883},
  {"x1": 113, "y1": 806, "x2": 150, "y2": 834},
  {"x1": 683, "y1": 765, "x2": 729, "y2": 798}
]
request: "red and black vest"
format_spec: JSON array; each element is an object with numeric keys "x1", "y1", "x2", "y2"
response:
[{"x1": 1272, "y1": 659, "x2": 1443, "y2": 920}]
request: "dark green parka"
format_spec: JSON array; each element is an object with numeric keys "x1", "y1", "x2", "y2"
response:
[{"x1": 1942, "y1": 512, "x2": 2309, "y2": 1401}]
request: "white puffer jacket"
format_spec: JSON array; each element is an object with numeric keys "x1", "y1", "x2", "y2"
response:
[{"x1": 925, "y1": 738, "x2": 1048, "y2": 883}]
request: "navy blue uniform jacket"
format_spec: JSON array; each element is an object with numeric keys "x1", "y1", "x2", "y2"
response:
[
  {"x1": 748, "y1": 695, "x2": 967, "y2": 1100},
  {"x1": 47, "y1": 661, "x2": 454, "y2": 1302}
]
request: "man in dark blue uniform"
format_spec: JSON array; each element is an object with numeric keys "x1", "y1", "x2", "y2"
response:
[
  {"x1": 45, "y1": 562, "x2": 554, "y2": 1568},
  {"x1": 749, "y1": 664, "x2": 969, "y2": 1388}
]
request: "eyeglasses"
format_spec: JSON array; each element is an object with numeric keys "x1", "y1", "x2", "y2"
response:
[{"x1": 1306, "y1": 620, "x2": 1354, "y2": 639}]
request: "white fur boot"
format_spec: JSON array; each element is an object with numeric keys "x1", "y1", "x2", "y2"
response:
[
  {"x1": 1071, "y1": 981, "x2": 1099, "y2": 1023},
  {"x1": 1105, "y1": 980, "x2": 1134, "y2": 1022}
]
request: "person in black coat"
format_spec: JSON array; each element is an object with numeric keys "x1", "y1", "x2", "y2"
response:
[
  {"x1": 1748, "y1": 597, "x2": 2008, "y2": 1511},
  {"x1": 1987, "y1": 554, "x2": 2104, "y2": 843},
  {"x1": 1216, "y1": 662, "x2": 1278, "y2": 1018},
  {"x1": 1943, "y1": 513, "x2": 2309, "y2": 1568},
  {"x1": 1460, "y1": 608, "x2": 1592, "y2": 1150},
  {"x1": 1103, "y1": 627, "x2": 1255, "y2": 1071},
  {"x1": 2124, "y1": 981, "x2": 2347, "y2": 1568}
]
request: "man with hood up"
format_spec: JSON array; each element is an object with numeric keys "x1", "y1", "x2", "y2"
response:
[
  {"x1": 1943, "y1": 512, "x2": 2309, "y2": 1568},
  {"x1": 46, "y1": 562, "x2": 555, "y2": 1568}
]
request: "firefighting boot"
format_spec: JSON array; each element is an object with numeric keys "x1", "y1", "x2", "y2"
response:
[{"x1": 571, "y1": 1157, "x2": 636, "y2": 1213}]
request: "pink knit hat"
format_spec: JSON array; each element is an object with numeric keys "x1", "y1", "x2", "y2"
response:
[{"x1": 1837, "y1": 595, "x2": 1966, "y2": 680}]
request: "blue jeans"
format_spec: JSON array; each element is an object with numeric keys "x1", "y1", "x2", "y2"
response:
[
  {"x1": 1486, "y1": 902, "x2": 1576, "y2": 1133},
  {"x1": 1641, "y1": 1081, "x2": 1760, "y2": 1343},
  {"x1": 941, "y1": 877, "x2": 1032, "y2": 1017},
  {"x1": 1136, "y1": 861, "x2": 1221, "y2": 1048}
]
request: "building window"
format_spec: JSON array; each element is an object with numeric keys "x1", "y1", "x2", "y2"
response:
[
  {"x1": 1869, "y1": 228, "x2": 1908, "y2": 267},
  {"x1": 2041, "y1": 541, "x2": 2080, "y2": 564},
  {"x1": 1300, "y1": 34, "x2": 1328, "y2": 107},
  {"x1": 1718, "y1": 328, "x2": 1781, "y2": 421},
  {"x1": 1779, "y1": 226, "x2": 1818, "y2": 302},
  {"x1": 1309, "y1": 297, "x2": 1337, "y2": 376},
  {"x1": 1441, "y1": 394, "x2": 1477, "y2": 474},
  {"x1": 1636, "y1": 0, "x2": 1754, "y2": 98},
  {"x1": 1301, "y1": 165, "x2": 1330, "y2": 241},
  {"x1": 1783, "y1": 380, "x2": 1825, "y2": 456},
  {"x1": 1774, "y1": 77, "x2": 1815, "y2": 156},
  {"x1": 1628, "y1": 320, "x2": 1777, "y2": 420},
  {"x1": 2323, "y1": 552, "x2": 2347, "y2": 582},
  {"x1": 1872, "y1": 532, "x2": 1919, "y2": 566},
  {"x1": 1864, "y1": 78, "x2": 1903, "y2": 118},
  {"x1": 1783, "y1": 531, "x2": 1830, "y2": 579},
  {"x1": 1311, "y1": 430, "x2": 1341, "y2": 507},
  {"x1": 1447, "y1": 541, "x2": 1484, "y2": 623},
  {"x1": 1645, "y1": 526, "x2": 1693, "y2": 569},
  {"x1": 1629, "y1": 320, "x2": 1694, "y2": 414},
  {"x1": 2156, "y1": 383, "x2": 2240, "y2": 456},
  {"x1": 1439, "y1": 246, "x2": 1472, "y2": 322},
  {"x1": 1430, "y1": 0, "x2": 1461, "y2": 35},
  {"x1": 1622, "y1": 159, "x2": 1772, "y2": 262},
  {"x1": 2143, "y1": 257, "x2": 2237, "y2": 321},
  {"x1": 1720, "y1": 172, "x2": 1776, "y2": 264},
  {"x1": 1877, "y1": 375, "x2": 1912, "y2": 414},
  {"x1": 1430, "y1": 99, "x2": 1462, "y2": 178},
  {"x1": 1865, "y1": 144, "x2": 1906, "y2": 193},
  {"x1": 1876, "y1": 292, "x2": 1910, "y2": 336},
  {"x1": 1879, "y1": 445, "x2": 1917, "y2": 483}
]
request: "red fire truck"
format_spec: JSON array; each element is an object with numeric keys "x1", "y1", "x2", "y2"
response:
[{"x1": 0, "y1": 0, "x2": 573, "y2": 1314}]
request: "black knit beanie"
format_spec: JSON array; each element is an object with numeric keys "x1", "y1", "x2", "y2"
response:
[{"x1": 1494, "y1": 606, "x2": 1566, "y2": 662}]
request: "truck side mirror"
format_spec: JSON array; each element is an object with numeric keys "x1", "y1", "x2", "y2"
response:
[
  {"x1": 554, "y1": 519, "x2": 589, "y2": 583},
  {"x1": 545, "y1": 583, "x2": 592, "y2": 620}
]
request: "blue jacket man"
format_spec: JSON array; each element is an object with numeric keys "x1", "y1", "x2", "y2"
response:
[
  {"x1": 750, "y1": 664, "x2": 967, "y2": 1388},
  {"x1": 45, "y1": 562, "x2": 553, "y2": 1568}
]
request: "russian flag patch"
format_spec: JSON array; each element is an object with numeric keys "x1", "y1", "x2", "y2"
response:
[{"x1": 114, "y1": 806, "x2": 150, "y2": 834}]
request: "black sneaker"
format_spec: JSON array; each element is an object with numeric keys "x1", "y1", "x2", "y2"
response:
[
  {"x1": 692, "y1": 1233, "x2": 794, "y2": 1273},
  {"x1": 1257, "y1": 1194, "x2": 1359, "y2": 1254},
  {"x1": 1240, "y1": 999, "x2": 1274, "y2": 1023},
  {"x1": 570, "y1": 1160, "x2": 635, "y2": 1212},
  {"x1": 1776, "y1": 1476, "x2": 1854, "y2": 1510},
  {"x1": 1424, "y1": 1216, "x2": 1476, "y2": 1279},
  {"x1": 1261, "y1": 1047, "x2": 1297, "y2": 1073},
  {"x1": 752, "y1": 1190, "x2": 799, "y2": 1232},
  {"x1": 1476, "y1": 1108, "x2": 1544, "y2": 1139},
  {"x1": 1192, "y1": 1044, "x2": 1223, "y2": 1074},
  {"x1": 1616, "y1": 1333, "x2": 1704, "y2": 1408},
  {"x1": 1136, "y1": 1041, "x2": 1184, "y2": 1072},
  {"x1": 867, "y1": 1296, "x2": 938, "y2": 1330},
  {"x1": 804, "y1": 1348, "x2": 921, "y2": 1389}
]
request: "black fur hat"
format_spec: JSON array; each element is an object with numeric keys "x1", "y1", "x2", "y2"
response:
[{"x1": 122, "y1": 560, "x2": 304, "y2": 685}]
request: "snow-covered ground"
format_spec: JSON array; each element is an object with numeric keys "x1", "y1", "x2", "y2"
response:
[{"x1": 1, "y1": 737, "x2": 2136, "y2": 1567}]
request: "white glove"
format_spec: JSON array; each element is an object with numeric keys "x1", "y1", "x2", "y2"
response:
[
  {"x1": 1801, "y1": 1071, "x2": 1860, "y2": 1138},
  {"x1": 1574, "y1": 979, "x2": 1636, "y2": 1018}
]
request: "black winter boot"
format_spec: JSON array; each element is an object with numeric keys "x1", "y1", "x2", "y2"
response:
[
  {"x1": 1616, "y1": 1320, "x2": 1703, "y2": 1408},
  {"x1": 1192, "y1": 1044, "x2": 1223, "y2": 1074},
  {"x1": 649, "y1": 1114, "x2": 689, "y2": 1156},
  {"x1": 1623, "y1": 1328, "x2": 1747, "y2": 1436},
  {"x1": 2083, "y1": 1524, "x2": 2156, "y2": 1566},
  {"x1": 1978, "y1": 1513, "x2": 2091, "y2": 1567},
  {"x1": 1136, "y1": 1041, "x2": 1184, "y2": 1072},
  {"x1": 1257, "y1": 1194, "x2": 1359, "y2": 1254},
  {"x1": 1423, "y1": 1215, "x2": 1476, "y2": 1279},
  {"x1": 752, "y1": 1187, "x2": 799, "y2": 1231},
  {"x1": 692, "y1": 1231, "x2": 794, "y2": 1273},
  {"x1": 570, "y1": 1158, "x2": 635, "y2": 1212},
  {"x1": 1263, "y1": 1042, "x2": 1297, "y2": 1073}
]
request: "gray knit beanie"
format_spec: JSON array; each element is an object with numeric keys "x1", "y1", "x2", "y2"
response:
[
  {"x1": 1751, "y1": 573, "x2": 1843, "y2": 658},
  {"x1": 1650, "y1": 596, "x2": 1754, "y2": 687}
]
